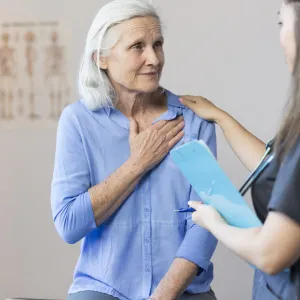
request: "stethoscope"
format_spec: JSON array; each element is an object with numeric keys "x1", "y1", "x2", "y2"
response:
[{"x1": 239, "y1": 139, "x2": 275, "y2": 196}]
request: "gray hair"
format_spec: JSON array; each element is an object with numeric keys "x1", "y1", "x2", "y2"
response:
[{"x1": 78, "y1": 0, "x2": 161, "y2": 110}]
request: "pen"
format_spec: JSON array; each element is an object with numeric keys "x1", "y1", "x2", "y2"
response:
[
  {"x1": 175, "y1": 180, "x2": 215, "y2": 213},
  {"x1": 174, "y1": 207, "x2": 195, "y2": 213}
]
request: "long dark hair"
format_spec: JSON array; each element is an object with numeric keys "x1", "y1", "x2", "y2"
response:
[{"x1": 275, "y1": 0, "x2": 300, "y2": 160}]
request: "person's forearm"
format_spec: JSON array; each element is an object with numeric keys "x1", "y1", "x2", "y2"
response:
[
  {"x1": 216, "y1": 110, "x2": 265, "y2": 171},
  {"x1": 209, "y1": 221, "x2": 263, "y2": 268},
  {"x1": 150, "y1": 258, "x2": 198, "y2": 300},
  {"x1": 89, "y1": 156, "x2": 144, "y2": 226}
]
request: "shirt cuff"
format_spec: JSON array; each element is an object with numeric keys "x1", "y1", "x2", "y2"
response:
[
  {"x1": 53, "y1": 191, "x2": 97, "y2": 244},
  {"x1": 175, "y1": 247, "x2": 210, "y2": 276}
]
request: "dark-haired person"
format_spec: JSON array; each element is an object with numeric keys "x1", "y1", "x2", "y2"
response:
[{"x1": 180, "y1": 1, "x2": 300, "y2": 299}]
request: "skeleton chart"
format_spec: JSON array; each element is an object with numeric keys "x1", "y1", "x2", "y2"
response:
[{"x1": 0, "y1": 21, "x2": 71, "y2": 121}]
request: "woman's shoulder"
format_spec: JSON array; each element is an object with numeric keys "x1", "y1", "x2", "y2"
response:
[
  {"x1": 279, "y1": 138, "x2": 300, "y2": 164},
  {"x1": 59, "y1": 99, "x2": 85, "y2": 118},
  {"x1": 59, "y1": 99, "x2": 108, "y2": 124},
  {"x1": 166, "y1": 89, "x2": 204, "y2": 118},
  {"x1": 283, "y1": 138, "x2": 300, "y2": 169},
  {"x1": 165, "y1": 89, "x2": 215, "y2": 140},
  {"x1": 165, "y1": 89, "x2": 187, "y2": 110},
  {"x1": 62, "y1": 99, "x2": 92, "y2": 117}
]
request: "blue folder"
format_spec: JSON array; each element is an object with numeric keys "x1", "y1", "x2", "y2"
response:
[{"x1": 170, "y1": 140, "x2": 262, "y2": 228}]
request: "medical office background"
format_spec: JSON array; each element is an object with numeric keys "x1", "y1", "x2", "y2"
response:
[{"x1": 0, "y1": 0, "x2": 288, "y2": 299}]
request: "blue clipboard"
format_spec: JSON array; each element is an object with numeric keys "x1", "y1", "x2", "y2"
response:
[{"x1": 170, "y1": 140, "x2": 262, "y2": 228}]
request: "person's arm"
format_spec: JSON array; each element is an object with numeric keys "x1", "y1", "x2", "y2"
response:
[
  {"x1": 150, "y1": 122, "x2": 218, "y2": 300},
  {"x1": 150, "y1": 258, "x2": 198, "y2": 300},
  {"x1": 150, "y1": 211, "x2": 217, "y2": 300},
  {"x1": 51, "y1": 108, "x2": 184, "y2": 244},
  {"x1": 215, "y1": 212, "x2": 300, "y2": 274},
  {"x1": 88, "y1": 159, "x2": 143, "y2": 227},
  {"x1": 151, "y1": 204, "x2": 217, "y2": 300},
  {"x1": 216, "y1": 110, "x2": 265, "y2": 171},
  {"x1": 189, "y1": 204, "x2": 300, "y2": 275},
  {"x1": 189, "y1": 141, "x2": 300, "y2": 274},
  {"x1": 89, "y1": 117, "x2": 184, "y2": 225},
  {"x1": 51, "y1": 107, "x2": 141, "y2": 243},
  {"x1": 179, "y1": 95, "x2": 265, "y2": 171}
]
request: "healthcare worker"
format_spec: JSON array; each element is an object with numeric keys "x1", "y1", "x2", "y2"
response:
[{"x1": 179, "y1": 0, "x2": 300, "y2": 299}]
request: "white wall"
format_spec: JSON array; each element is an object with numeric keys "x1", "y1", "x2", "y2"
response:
[{"x1": 0, "y1": 0, "x2": 288, "y2": 299}]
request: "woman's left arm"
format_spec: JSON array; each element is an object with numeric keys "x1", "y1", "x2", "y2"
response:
[
  {"x1": 150, "y1": 116, "x2": 218, "y2": 300},
  {"x1": 189, "y1": 202, "x2": 300, "y2": 275}
]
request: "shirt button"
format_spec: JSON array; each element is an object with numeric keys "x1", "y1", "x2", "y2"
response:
[
  {"x1": 146, "y1": 268, "x2": 150, "y2": 272},
  {"x1": 145, "y1": 238, "x2": 150, "y2": 243},
  {"x1": 145, "y1": 208, "x2": 149, "y2": 212}
]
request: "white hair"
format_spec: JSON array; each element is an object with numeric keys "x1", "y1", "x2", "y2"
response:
[{"x1": 78, "y1": 0, "x2": 161, "y2": 110}]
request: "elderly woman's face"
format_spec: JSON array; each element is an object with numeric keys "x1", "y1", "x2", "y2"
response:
[{"x1": 101, "y1": 16, "x2": 164, "y2": 94}]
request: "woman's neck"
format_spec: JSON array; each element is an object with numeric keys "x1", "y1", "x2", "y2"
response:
[{"x1": 115, "y1": 87, "x2": 167, "y2": 118}]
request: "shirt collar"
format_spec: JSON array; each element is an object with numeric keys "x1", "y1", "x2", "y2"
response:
[
  {"x1": 103, "y1": 89, "x2": 185, "y2": 116},
  {"x1": 87, "y1": 88, "x2": 187, "y2": 129}
]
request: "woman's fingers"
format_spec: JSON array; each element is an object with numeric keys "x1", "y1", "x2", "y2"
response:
[
  {"x1": 168, "y1": 130, "x2": 185, "y2": 149},
  {"x1": 165, "y1": 119, "x2": 185, "y2": 141},
  {"x1": 188, "y1": 201, "x2": 203, "y2": 210},
  {"x1": 160, "y1": 116, "x2": 184, "y2": 135}
]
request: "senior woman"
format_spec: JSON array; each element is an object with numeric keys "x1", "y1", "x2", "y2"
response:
[{"x1": 51, "y1": 1, "x2": 218, "y2": 300}]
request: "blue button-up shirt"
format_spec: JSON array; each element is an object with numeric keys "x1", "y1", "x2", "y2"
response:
[{"x1": 51, "y1": 90, "x2": 218, "y2": 300}]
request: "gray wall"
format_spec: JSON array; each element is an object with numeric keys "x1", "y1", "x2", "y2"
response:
[{"x1": 0, "y1": 0, "x2": 288, "y2": 299}]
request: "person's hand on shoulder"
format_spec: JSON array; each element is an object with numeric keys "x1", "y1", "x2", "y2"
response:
[{"x1": 179, "y1": 95, "x2": 224, "y2": 123}]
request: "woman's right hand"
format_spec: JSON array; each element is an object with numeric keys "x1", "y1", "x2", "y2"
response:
[
  {"x1": 179, "y1": 95, "x2": 224, "y2": 123},
  {"x1": 129, "y1": 116, "x2": 185, "y2": 172}
]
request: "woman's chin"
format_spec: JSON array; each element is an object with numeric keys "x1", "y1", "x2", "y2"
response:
[{"x1": 136, "y1": 82, "x2": 160, "y2": 94}]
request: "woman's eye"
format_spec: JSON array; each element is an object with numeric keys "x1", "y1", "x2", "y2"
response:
[
  {"x1": 154, "y1": 41, "x2": 163, "y2": 48},
  {"x1": 132, "y1": 43, "x2": 143, "y2": 50}
]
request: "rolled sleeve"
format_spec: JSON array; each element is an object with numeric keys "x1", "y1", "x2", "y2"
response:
[
  {"x1": 51, "y1": 106, "x2": 97, "y2": 244},
  {"x1": 175, "y1": 189, "x2": 218, "y2": 273}
]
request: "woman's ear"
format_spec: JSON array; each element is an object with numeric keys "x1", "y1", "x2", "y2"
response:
[{"x1": 93, "y1": 52, "x2": 108, "y2": 70}]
